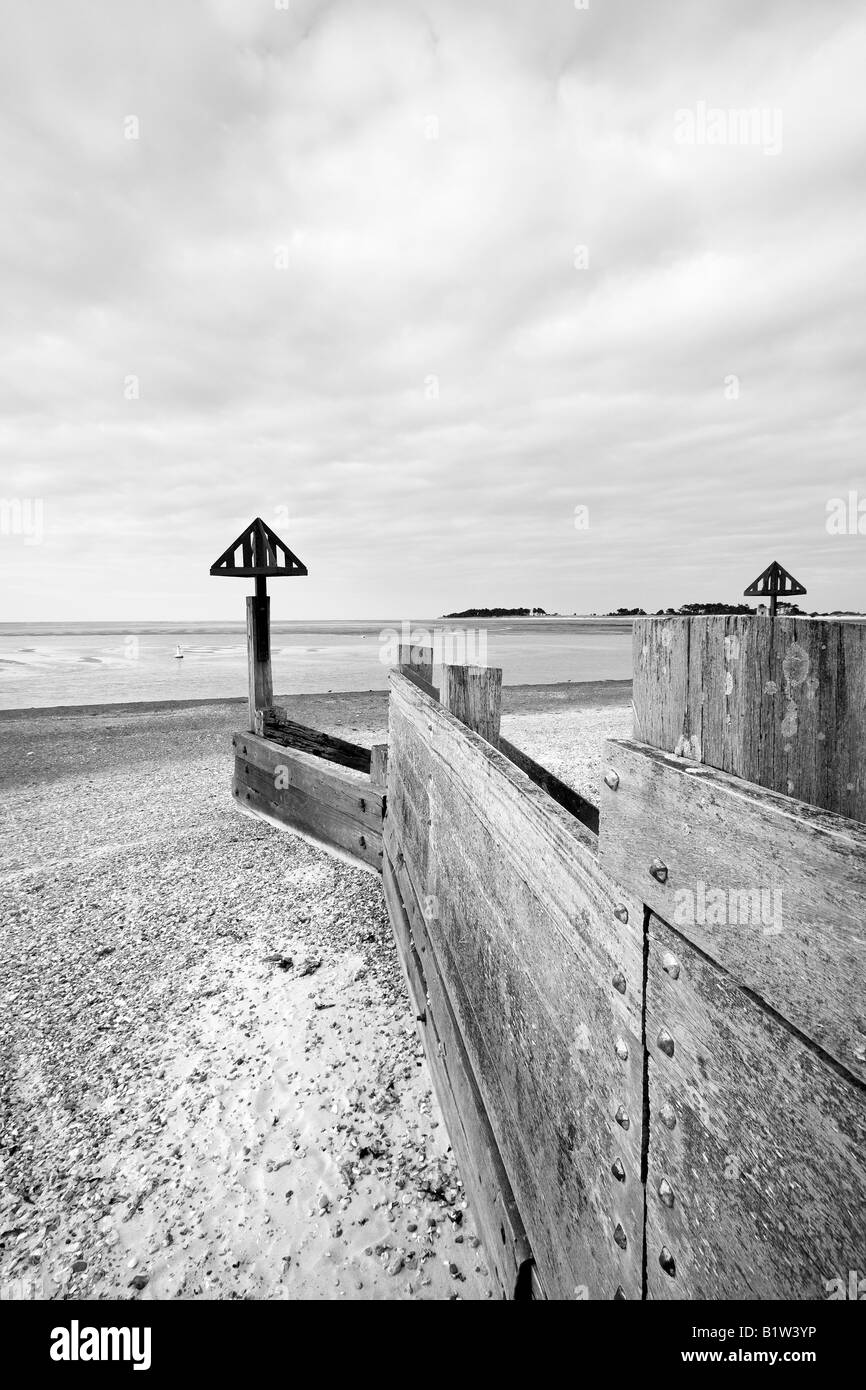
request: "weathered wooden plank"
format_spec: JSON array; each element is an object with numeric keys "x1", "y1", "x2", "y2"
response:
[
  {"x1": 632, "y1": 616, "x2": 866, "y2": 822},
  {"x1": 499, "y1": 734, "x2": 599, "y2": 835},
  {"x1": 440, "y1": 664, "x2": 502, "y2": 747},
  {"x1": 398, "y1": 643, "x2": 434, "y2": 687},
  {"x1": 233, "y1": 759, "x2": 382, "y2": 870},
  {"x1": 382, "y1": 848, "x2": 534, "y2": 1299},
  {"x1": 246, "y1": 594, "x2": 272, "y2": 732},
  {"x1": 645, "y1": 912, "x2": 866, "y2": 1300},
  {"x1": 599, "y1": 737, "x2": 866, "y2": 1081},
  {"x1": 232, "y1": 732, "x2": 383, "y2": 831},
  {"x1": 384, "y1": 672, "x2": 645, "y2": 1299},
  {"x1": 257, "y1": 714, "x2": 372, "y2": 774},
  {"x1": 370, "y1": 743, "x2": 388, "y2": 789}
]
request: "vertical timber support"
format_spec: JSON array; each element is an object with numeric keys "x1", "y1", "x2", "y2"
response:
[
  {"x1": 370, "y1": 743, "x2": 389, "y2": 789},
  {"x1": 398, "y1": 642, "x2": 434, "y2": 688},
  {"x1": 440, "y1": 664, "x2": 503, "y2": 747},
  {"x1": 599, "y1": 612, "x2": 866, "y2": 1299},
  {"x1": 246, "y1": 591, "x2": 273, "y2": 732}
]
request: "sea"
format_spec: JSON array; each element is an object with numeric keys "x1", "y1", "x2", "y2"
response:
[{"x1": 0, "y1": 617, "x2": 634, "y2": 711}]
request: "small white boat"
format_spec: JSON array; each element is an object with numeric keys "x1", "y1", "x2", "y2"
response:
[{"x1": 175, "y1": 644, "x2": 184, "y2": 659}]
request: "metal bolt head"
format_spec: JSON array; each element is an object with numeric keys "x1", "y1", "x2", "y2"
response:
[
  {"x1": 661, "y1": 951, "x2": 681, "y2": 979},
  {"x1": 612, "y1": 970, "x2": 627, "y2": 994},
  {"x1": 604, "y1": 769, "x2": 620, "y2": 791},
  {"x1": 614, "y1": 1104, "x2": 630, "y2": 1131},
  {"x1": 658, "y1": 1177, "x2": 675, "y2": 1208},
  {"x1": 659, "y1": 1247, "x2": 676, "y2": 1278},
  {"x1": 613, "y1": 1223, "x2": 628, "y2": 1250},
  {"x1": 657, "y1": 1028, "x2": 675, "y2": 1058},
  {"x1": 649, "y1": 857, "x2": 668, "y2": 883},
  {"x1": 611, "y1": 1158, "x2": 626, "y2": 1183},
  {"x1": 613, "y1": 1285, "x2": 626, "y2": 1300},
  {"x1": 613, "y1": 903, "x2": 629, "y2": 924},
  {"x1": 614, "y1": 1037, "x2": 629, "y2": 1062},
  {"x1": 660, "y1": 1102, "x2": 677, "y2": 1130}
]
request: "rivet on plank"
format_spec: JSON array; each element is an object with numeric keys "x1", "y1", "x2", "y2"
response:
[
  {"x1": 611, "y1": 1158, "x2": 626, "y2": 1183},
  {"x1": 613, "y1": 1224, "x2": 627, "y2": 1250},
  {"x1": 660, "y1": 1102, "x2": 677, "y2": 1130},
  {"x1": 614, "y1": 1037, "x2": 629, "y2": 1062},
  {"x1": 604, "y1": 769, "x2": 620, "y2": 791},
  {"x1": 661, "y1": 951, "x2": 681, "y2": 979},
  {"x1": 613, "y1": 903, "x2": 629, "y2": 924},
  {"x1": 649, "y1": 858, "x2": 668, "y2": 883},
  {"x1": 613, "y1": 1286, "x2": 626, "y2": 1300},
  {"x1": 612, "y1": 970, "x2": 627, "y2": 994},
  {"x1": 615, "y1": 1105, "x2": 630, "y2": 1131},
  {"x1": 657, "y1": 1028, "x2": 675, "y2": 1057},
  {"x1": 659, "y1": 1247, "x2": 676, "y2": 1278},
  {"x1": 658, "y1": 1177, "x2": 675, "y2": 1207}
]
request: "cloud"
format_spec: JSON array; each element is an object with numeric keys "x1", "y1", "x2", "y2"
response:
[{"x1": 1, "y1": 0, "x2": 864, "y2": 619}]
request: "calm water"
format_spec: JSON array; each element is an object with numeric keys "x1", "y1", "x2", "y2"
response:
[{"x1": 0, "y1": 618, "x2": 633, "y2": 710}]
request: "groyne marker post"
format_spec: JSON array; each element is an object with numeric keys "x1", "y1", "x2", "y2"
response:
[{"x1": 209, "y1": 516, "x2": 308, "y2": 732}]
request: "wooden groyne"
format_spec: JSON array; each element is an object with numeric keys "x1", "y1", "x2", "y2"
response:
[{"x1": 229, "y1": 612, "x2": 866, "y2": 1300}]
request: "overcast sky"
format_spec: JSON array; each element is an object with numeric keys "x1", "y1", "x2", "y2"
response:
[{"x1": 1, "y1": 0, "x2": 864, "y2": 621}]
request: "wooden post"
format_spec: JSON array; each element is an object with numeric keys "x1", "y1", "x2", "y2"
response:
[
  {"x1": 440, "y1": 664, "x2": 503, "y2": 747},
  {"x1": 632, "y1": 615, "x2": 866, "y2": 821},
  {"x1": 370, "y1": 743, "x2": 389, "y2": 789},
  {"x1": 246, "y1": 593, "x2": 273, "y2": 732},
  {"x1": 398, "y1": 643, "x2": 434, "y2": 687}
]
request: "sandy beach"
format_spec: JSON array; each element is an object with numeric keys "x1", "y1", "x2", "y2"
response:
[{"x1": 0, "y1": 683, "x2": 631, "y2": 1301}]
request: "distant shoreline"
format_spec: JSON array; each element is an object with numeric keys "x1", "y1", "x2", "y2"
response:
[{"x1": 0, "y1": 678, "x2": 633, "y2": 721}]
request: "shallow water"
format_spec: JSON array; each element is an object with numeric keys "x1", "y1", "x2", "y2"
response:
[{"x1": 0, "y1": 617, "x2": 633, "y2": 709}]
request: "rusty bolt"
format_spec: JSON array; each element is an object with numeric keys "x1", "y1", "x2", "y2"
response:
[
  {"x1": 613, "y1": 903, "x2": 629, "y2": 924},
  {"x1": 649, "y1": 858, "x2": 668, "y2": 884},
  {"x1": 657, "y1": 1028, "x2": 675, "y2": 1058},
  {"x1": 611, "y1": 1158, "x2": 626, "y2": 1183},
  {"x1": 612, "y1": 970, "x2": 627, "y2": 994},
  {"x1": 614, "y1": 1105, "x2": 630, "y2": 1131},
  {"x1": 658, "y1": 1178, "x2": 675, "y2": 1208},
  {"x1": 613, "y1": 1223, "x2": 628, "y2": 1250},
  {"x1": 660, "y1": 1102, "x2": 677, "y2": 1130},
  {"x1": 614, "y1": 1037, "x2": 629, "y2": 1062},
  {"x1": 661, "y1": 951, "x2": 681, "y2": 979},
  {"x1": 604, "y1": 769, "x2": 620, "y2": 791},
  {"x1": 659, "y1": 1247, "x2": 676, "y2": 1278}
]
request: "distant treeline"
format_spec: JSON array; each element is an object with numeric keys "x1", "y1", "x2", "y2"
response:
[
  {"x1": 443, "y1": 607, "x2": 549, "y2": 618},
  {"x1": 604, "y1": 603, "x2": 866, "y2": 617},
  {"x1": 610, "y1": 602, "x2": 762, "y2": 616}
]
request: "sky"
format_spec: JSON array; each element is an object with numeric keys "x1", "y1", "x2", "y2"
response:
[{"x1": 1, "y1": 0, "x2": 865, "y2": 621}]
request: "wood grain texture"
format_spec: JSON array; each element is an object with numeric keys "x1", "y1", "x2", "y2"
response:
[
  {"x1": 598, "y1": 738, "x2": 866, "y2": 1081},
  {"x1": 398, "y1": 643, "x2": 434, "y2": 687},
  {"x1": 632, "y1": 616, "x2": 866, "y2": 821},
  {"x1": 440, "y1": 664, "x2": 502, "y2": 747},
  {"x1": 645, "y1": 912, "x2": 866, "y2": 1301},
  {"x1": 385, "y1": 671, "x2": 644, "y2": 1299},
  {"x1": 231, "y1": 742, "x2": 383, "y2": 871},
  {"x1": 245, "y1": 594, "x2": 273, "y2": 732},
  {"x1": 382, "y1": 848, "x2": 534, "y2": 1299},
  {"x1": 370, "y1": 743, "x2": 388, "y2": 789},
  {"x1": 257, "y1": 713, "x2": 372, "y2": 774}
]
